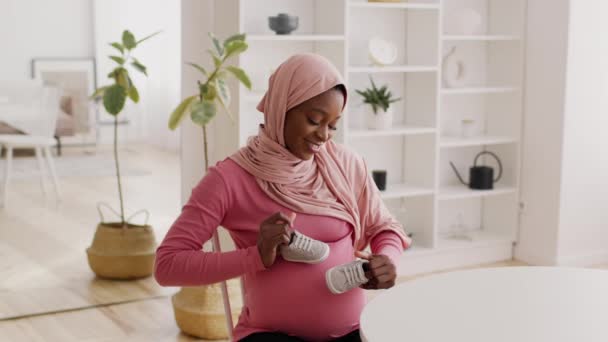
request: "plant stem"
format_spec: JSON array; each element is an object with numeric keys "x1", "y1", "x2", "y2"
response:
[
  {"x1": 114, "y1": 116, "x2": 126, "y2": 226},
  {"x1": 202, "y1": 55, "x2": 225, "y2": 89},
  {"x1": 202, "y1": 125, "x2": 209, "y2": 172}
]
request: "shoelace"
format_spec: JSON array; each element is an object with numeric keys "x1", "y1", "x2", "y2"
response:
[
  {"x1": 292, "y1": 233, "x2": 313, "y2": 252},
  {"x1": 343, "y1": 261, "x2": 367, "y2": 287}
]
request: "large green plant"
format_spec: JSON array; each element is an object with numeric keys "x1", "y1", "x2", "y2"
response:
[
  {"x1": 355, "y1": 76, "x2": 401, "y2": 114},
  {"x1": 91, "y1": 30, "x2": 159, "y2": 226},
  {"x1": 168, "y1": 33, "x2": 252, "y2": 171}
]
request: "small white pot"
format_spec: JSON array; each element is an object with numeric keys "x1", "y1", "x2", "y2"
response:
[{"x1": 366, "y1": 106, "x2": 394, "y2": 130}]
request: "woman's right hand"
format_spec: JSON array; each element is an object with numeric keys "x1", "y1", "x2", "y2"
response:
[{"x1": 257, "y1": 212, "x2": 295, "y2": 268}]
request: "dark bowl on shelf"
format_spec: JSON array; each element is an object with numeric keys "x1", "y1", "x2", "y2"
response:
[{"x1": 268, "y1": 13, "x2": 298, "y2": 35}]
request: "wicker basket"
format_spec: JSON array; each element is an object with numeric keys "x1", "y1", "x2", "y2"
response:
[
  {"x1": 172, "y1": 281, "x2": 243, "y2": 340},
  {"x1": 86, "y1": 222, "x2": 157, "y2": 280}
]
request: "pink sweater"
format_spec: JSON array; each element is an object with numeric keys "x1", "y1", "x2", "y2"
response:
[{"x1": 154, "y1": 158, "x2": 405, "y2": 341}]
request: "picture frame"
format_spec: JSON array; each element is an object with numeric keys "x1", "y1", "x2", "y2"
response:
[{"x1": 31, "y1": 58, "x2": 98, "y2": 146}]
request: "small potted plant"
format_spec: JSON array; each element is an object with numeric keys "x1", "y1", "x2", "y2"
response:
[
  {"x1": 87, "y1": 30, "x2": 159, "y2": 279},
  {"x1": 356, "y1": 76, "x2": 401, "y2": 130},
  {"x1": 167, "y1": 32, "x2": 252, "y2": 340}
]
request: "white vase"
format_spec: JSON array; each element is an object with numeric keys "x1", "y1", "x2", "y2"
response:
[
  {"x1": 442, "y1": 46, "x2": 466, "y2": 88},
  {"x1": 366, "y1": 107, "x2": 393, "y2": 130}
]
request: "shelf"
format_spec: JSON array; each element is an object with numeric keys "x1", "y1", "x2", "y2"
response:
[
  {"x1": 379, "y1": 184, "x2": 434, "y2": 200},
  {"x1": 440, "y1": 136, "x2": 518, "y2": 148},
  {"x1": 349, "y1": 65, "x2": 438, "y2": 73},
  {"x1": 437, "y1": 230, "x2": 514, "y2": 250},
  {"x1": 441, "y1": 86, "x2": 519, "y2": 95},
  {"x1": 349, "y1": 2, "x2": 440, "y2": 10},
  {"x1": 438, "y1": 185, "x2": 517, "y2": 200},
  {"x1": 350, "y1": 125, "x2": 436, "y2": 138},
  {"x1": 247, "y1": 34, "x2": 345, "y2": 42},
  {"x1": 442, "y1": 35, "x2": 521, "y2": 41}
]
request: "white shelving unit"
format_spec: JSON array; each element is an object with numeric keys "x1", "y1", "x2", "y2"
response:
[{"x1": 218, "y1": 0, "x2": 526, "y2": 276}]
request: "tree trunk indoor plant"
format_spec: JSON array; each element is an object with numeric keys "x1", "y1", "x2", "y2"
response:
[
  {"x1": 167, "y1": 32, "x2": 252, "y2": 340},
  {"x1": 86, "y1": 30, "x2": 160, "y2": 280}
]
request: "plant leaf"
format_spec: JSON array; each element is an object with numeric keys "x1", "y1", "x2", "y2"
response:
[
  {"x1": 109, "y1": 42, "x2": 124, "y2": 54},
  {"x1": 168, "y1": 95, "x2": 198, "y2": 130},
  {"x1": 186, "y1": 62, "x2": 208, "y2": 76},
  {"x1": 209, "y1": 32, "x2": 224, "y2": 56},
  {"x1": 131, "y1": 59, "x2": 147, "y2": 76},
  {"x1": 202, "y1": 82, "x2": 217, "y2": 101},
  {"x1": 206, "y1": 49, "x2": 222, "y2": 69},
  {"x1": 224, "y1": 40, "x2": 248, "y2": 58},
  {"x1": 223, "y1": 33, "x2": 246, "y2": 47},
  {"x1": 116, "y1": 68, "x2": 130, "y2": 90},
  {"x1": 216, "y1": 79, "x2": 235, "y2": 124},
  {"x1": 107, "y1": 68, "x2": 119, "y2": 79},
  {"x1": 190, "y1": 100, "x2": 217, "y2": 126},
  {"x1": 215, "y1": 78, "x2": 231, "y2": 107},
  {"x1": 122, "y1": 30, "x2": 137, "y2": 50},
  {"x1": 90, "y1": 86, "x2": 110, "y2": 100},
  {"x1": 103, "y1": 84, "x2": 127, "y2": 115},
  {"x1": 370, "y1": 76, "x2": 378, "y2": 92},
  {"x1": 109, "y1": 55, "x2": 125, "y2": 65},
  {"x1": 226, "y1": 66, "x2": 252, "y2": 90},
  {"x1": 136, "y1": 30, "x2": 161, "y2": 45},
  {"x1": 128, "y1": 85, "x2": 140, "y2": 103}
]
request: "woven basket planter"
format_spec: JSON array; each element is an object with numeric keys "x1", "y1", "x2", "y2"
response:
[
  {"x1": 172, "y1": 280, "x2": 243, "y2": 340},
  {"x1": 86, "y1": 222, "x2": 157, "y2": 280}
]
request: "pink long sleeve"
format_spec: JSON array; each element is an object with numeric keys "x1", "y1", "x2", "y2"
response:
[
  {"x1": 370, "y1": 231, "x2": 404, "y2": 268},
  {"x1": 154, "y1": 167, "x2": 266, "y2": 287}
]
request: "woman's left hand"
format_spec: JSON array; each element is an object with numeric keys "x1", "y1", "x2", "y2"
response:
[{"x1": 355, "y1": 251, "x2": 396, "y2": 290}]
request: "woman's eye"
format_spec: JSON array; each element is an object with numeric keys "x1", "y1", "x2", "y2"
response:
[
  {"x1": 307, "y1": 118, "x2": 320, "y2": 125},
  {"x1": 329, "y1": 125, "x2": 338, "y2": 131}
]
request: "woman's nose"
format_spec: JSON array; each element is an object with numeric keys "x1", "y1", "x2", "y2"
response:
[{"x1": 316, "y1": 125, "x2": 330, "y2": 141}]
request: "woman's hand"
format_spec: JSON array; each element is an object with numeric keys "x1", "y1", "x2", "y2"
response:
[
  {"x1": 355, "y1": 251, "x2": 397, "y2": 290},
  {"x1": 257, "y1": 212, "x2": 295, "y2": 268}
]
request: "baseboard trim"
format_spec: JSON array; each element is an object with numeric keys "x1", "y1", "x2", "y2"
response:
[{"x1": 398, "y1": 242, "x2": 513, "y2": 277}]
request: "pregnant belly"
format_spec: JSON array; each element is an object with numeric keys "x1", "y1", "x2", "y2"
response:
[{"x1": 241, "y1": 235, "x2": 366, "y2": 340}]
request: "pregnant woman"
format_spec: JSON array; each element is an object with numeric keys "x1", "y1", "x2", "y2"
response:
[{"x1": 154, "y1": 53, "x2": 411, "y2": 342}]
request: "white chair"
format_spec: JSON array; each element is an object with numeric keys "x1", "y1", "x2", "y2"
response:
[{"x1": 0, "y1": 81, "x2": 62, "y2": 207}]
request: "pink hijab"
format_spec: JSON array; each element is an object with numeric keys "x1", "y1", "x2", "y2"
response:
[{"x1": 230, "y1": 53, "x2": 408, "y2": 250}]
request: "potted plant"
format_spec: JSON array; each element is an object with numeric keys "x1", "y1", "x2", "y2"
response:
[
  {"x1": 167, "y1": 32, "x2": 252, "y2": 340},
  {"x1": 86, "y1": 30, "x2": 160, "y2": 279},
  {"x1": 356, "y1": 76, "x2": 401, "y2": 130}
]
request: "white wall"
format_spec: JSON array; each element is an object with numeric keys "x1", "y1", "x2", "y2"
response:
[
  {"x1": 180, "y1": 0, "x2": 213, "y2": 204},
  {"x1": 556, "y1": 0, "x2": 608, "y2": 266},
  {"x1": 93, "y1": 0, "x2": 181, "y2": 150},
  {"x1": 0, "y1": 0, "x2": 94, "y2": 80},
  {"x1": 517, "y1": 0, "x2": 608, "y2": 267},
  {"x1": 515, "y1": 0, "x2": 570, "y2": 265}
]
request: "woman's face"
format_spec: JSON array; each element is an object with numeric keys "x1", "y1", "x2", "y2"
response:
[{"x1": 284, "y1": 88, "x2": 344, "y2": 160}]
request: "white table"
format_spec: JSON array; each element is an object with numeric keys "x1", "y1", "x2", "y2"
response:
[{"x1": 360, "y1": 267, "x2": 608, "y2": 342}]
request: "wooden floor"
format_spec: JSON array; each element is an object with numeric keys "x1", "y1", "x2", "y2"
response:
[{"x1": 0, "y1": 145, "x2": 606, "y2": 341}]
